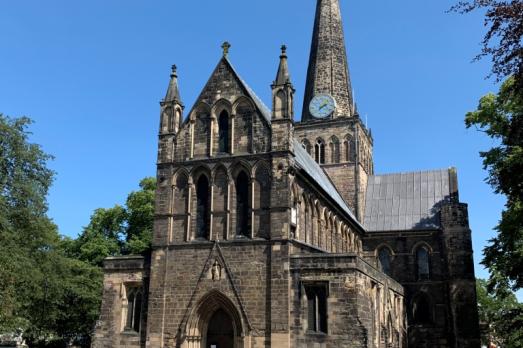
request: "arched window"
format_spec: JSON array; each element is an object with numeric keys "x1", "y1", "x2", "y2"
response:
[
  {"x1": 218, "y1": 110, "x2": 229, "y2": 153},
  {"x1": 412, "y1": 293, "x2": 431, "y2": 324},
  {"x1": 125, "y1": 288, "x2": 143, "y2": 332},
  {"x1": 416, "y1": 246, "x2": 430, "y2": 280},
  {"x1": 315, "y1": 139, "x2": 325, "y2": 164},
  {"x1": 344, "y1": 136, "x2": 355, "y2": 162},
  {"x1": 330, "y1": 136, "x2": 340, "y2": 163},
  {"x1": 378, "y1": 247, "x2": 392, "y2": 276},
  {"x1": 302, "y1": 139, "x2": 312, "y2": 155},
  {"x1": 235, "y1": 171, "x2": 250, "y2": 237},
  {"x1": 196, "y1": 175, "x2": 210, "y2": 239}
]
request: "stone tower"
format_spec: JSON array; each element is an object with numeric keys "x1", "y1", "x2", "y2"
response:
[{"x1": 295, "y1": 0, "x2": 373, "y2": 222}]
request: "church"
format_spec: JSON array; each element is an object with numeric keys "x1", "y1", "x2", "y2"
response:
[{"x1": 92, "y1": 0, "x2": 481, "y2": 347}]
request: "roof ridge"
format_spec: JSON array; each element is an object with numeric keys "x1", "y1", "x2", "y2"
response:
[{"x1": 371, "y1": 167, "x2": 454, "y2": 177}]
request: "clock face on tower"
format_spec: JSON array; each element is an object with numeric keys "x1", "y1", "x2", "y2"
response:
[{"x1": 309, "y1": 94, "x2": 336, "y2": 118}]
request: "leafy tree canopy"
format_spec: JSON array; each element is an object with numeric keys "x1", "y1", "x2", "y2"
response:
[
  {"x1": 68, "y1": 177, "x2": 155, "y2": 267},
  {"x1": 476, "y1": 279, "x2": 523, "y2": 348},
  {"x1": 465, "y1": 77, "x2": 523, "y2": 293},
  {"x1": 0, "y1": 114, "x2": 103, "y2": 347}
]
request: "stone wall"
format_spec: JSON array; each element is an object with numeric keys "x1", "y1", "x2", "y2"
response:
[
  {"x1": 295, "y1": 118, "x2": 372, "y2": 221},
  {"x1": 92, "y1": 256, "x2": 149, "y2": 348},
  {"x1": 290, "y1": 253, "x2": 405, "y2": 348},
  {"x1": 362, "y1": 201, "x2": 481, "y2": 348}
]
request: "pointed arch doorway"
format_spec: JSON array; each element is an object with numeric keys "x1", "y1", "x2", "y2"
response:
[
  {"x1": 206, "y1": 309, "x2": 234, "y2": 348},
  {"x1": 185, "y1": 290, "x2": 247, "y2": 348}
]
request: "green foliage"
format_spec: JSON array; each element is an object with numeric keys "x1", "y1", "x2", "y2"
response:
[
  {"x1": 465, "y1": 77, "x2": 523, "y2": 292},
  {"x1": 0, "y1": 114, "x2": 56, "y2": 333},
  {"x1": 466, "y1": 79, "x2": 523, "y2": 346},
  {"x1": 0, "y1": 114, "x2": 155, "y2": 346},
  {"x1": 0, "y1": 114, "x2": 103, "y2": 347},
  {"x1": 476, "y1": 279, "x2": 523, "y2": 348},
  {"x1": 124, "y1": 177, "x2": 155, "y2": 255},
  {"x1": 70, "y1": 177, "x2": 156, "y2": 267}
]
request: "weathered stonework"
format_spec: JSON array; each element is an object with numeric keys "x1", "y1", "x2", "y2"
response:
[{"x1": 93, "y1": 0, "x2": 480, "y2": 347}]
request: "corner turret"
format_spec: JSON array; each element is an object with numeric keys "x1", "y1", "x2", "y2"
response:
[
  {"x1": 271, "y1": 45, "x2": 295, "y2": 153},
  {"x1": 271, "y1": 45, "x2": 295, "y2": 120},
  {"x1": 160, "y1": 65, "x2": 184, "y2": 135}
]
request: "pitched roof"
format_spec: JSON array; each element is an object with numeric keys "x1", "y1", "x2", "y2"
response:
[
  {"x1": 224, "y1": 57, "x2": 272, "y2": 124},
  {"x1": 182, "y1": 56, "x2": 272, "y2": 127},
  {"x1": 293, "y1": 139, "x2": 362, "y2": 229},
  {"x1": 363, "y1": 168, "x2": 457, "y2": 232}
]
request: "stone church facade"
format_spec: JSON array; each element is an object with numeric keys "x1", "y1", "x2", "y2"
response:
[{"x1": 92, "y1": 0, "x2": 481, "y2": 347}]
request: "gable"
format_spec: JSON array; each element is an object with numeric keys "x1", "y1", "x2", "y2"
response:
[
  {"x1": 173, "y1": 57, "x2": 272, "y2": 161},
  {"x1": 187, "y1": 57, "x2": 271, "y2": 124}
]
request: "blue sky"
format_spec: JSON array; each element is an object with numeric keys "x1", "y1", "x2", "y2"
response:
[{"x1": 0, "y1": 1, "x2": 511, "y2": 292}]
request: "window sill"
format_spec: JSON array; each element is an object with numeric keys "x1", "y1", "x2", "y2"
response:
[
  {"x1": 121, "y1": 329, "x2": 140, "y2": 336},
  {"x1": 306, "y1": 330, "x2": 327, "y2": 337}
]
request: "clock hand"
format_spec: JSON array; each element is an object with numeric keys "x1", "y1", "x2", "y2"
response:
[{"x1": 319, "y1": 102, "x2": 328, "y2": 110}]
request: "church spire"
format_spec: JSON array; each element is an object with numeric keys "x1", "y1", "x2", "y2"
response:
[
  {"x1": 164, "y1": 64, "x2": 182, "y2": 104},
  {"x1": 274, "y1": 45, "x2": 291, "y2": 85},
  {"x1": 302, "y1": 0, "x2": 354, "y2": 121}
]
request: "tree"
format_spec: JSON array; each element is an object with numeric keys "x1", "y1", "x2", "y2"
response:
[
  {"x1": 0, "y1": 114, "x2": 55, "y2": 333},
  {"x1": 476, "y1": 279, "x2": 523, "y2": 347},
  {"x1": 465, "y1": 77, "x2": 523, "y2": 293},
  {"x1": 70, "y1": 177, "x2": 155, "y2": 267},
  {"x1": 465, "y1": 79, "x2": 523, "y2": 347},
  {"x1": 0, "y1": 114, "x2": 103, "y2": 347},
  {"x1": 450, "y1": 0, "x2": 523, "y2": 85},
  {"x1": 124, "y1": 177, "x2": 155, "y2": 255}
]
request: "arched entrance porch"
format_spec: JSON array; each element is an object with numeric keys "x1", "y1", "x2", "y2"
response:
[{"x1": 184, "y1": 290, "x2": 247, "y2": 348}]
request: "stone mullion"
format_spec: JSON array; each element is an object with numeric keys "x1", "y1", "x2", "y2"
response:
[
  {"x1": 313, "y1": 212, "x2": 319, "y2": 247},
  {"x1": 209, "y1": 176, "x2": 214, "y2": 240},
  {"x1": 209, "y1": 116, "x2": 216, "y2": 157},
  {"x1": 226, "y1": 179, "x2": 233, "y2": 240},
  {"x1": 230, "y1": 113, "x2": 236, "y2": 154},
  {"x1": 250, "y1": 177, "x2": 255, "y2": 238},
  {"x1": 186, "y1": 180, "x2": 194, "y2": 241},
  {"x1": 250, "y1": 112, "x2": 255, "y2": 154},
  {"x1": 189, "y1": 119, "x2": 195, "y2": 159},
  {"x1": 168, "y1": 184, "x2": 175, "y2": 244}
]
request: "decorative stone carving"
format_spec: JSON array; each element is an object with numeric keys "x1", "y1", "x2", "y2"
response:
[{"x1": 211, "y1": 259, "x2": 222, "y2": 281}]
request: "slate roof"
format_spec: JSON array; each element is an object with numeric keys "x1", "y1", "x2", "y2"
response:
[
  {"x1": 363, "y1": 168, "x2": 456, "y2": 232},
  {"x1": 293, "y1": 139, "x2": 362, "y2": 228}
]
